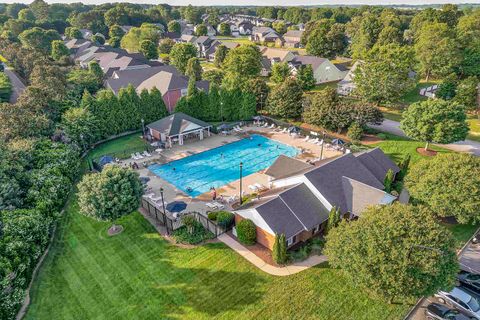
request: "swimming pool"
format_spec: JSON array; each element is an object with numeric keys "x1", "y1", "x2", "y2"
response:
[{"x1": 149, "y1": 134, "x2": 299, "y2": 197}]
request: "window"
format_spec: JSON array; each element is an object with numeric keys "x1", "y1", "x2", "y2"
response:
[{"x1": 286, "y1": 236, "x2": 295, "y2": 246}]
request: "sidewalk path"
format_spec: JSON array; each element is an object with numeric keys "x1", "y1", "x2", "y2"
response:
[
  {"x1": 218, "y1": 233, "x2": 327, "y2": 276},
  {"x1": 369, "y1": 119, "x2": 480, "y2": 156},
  {"x1": 5, "y1": 68, "x2": 26, "y2": 103}
]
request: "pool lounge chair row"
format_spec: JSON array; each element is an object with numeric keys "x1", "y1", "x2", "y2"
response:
[
  {"x1": 248, "y1": 183, "x2": 266, "y2": 192},
  {"x1": 131, "y1": 151, "x2": 152, "y2": 160},
  {"x1": 206, "y1": 202, "x2": 224, "y2": 210},
  {"x1": 144, "y1": 193, "x2": 168, "y2": 206}
]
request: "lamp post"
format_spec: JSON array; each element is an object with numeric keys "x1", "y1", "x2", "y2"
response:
[
  {"x1": 141, "y1": 118, "x2": 145, "y2": 138},
  {"x1": 160, "y1": 187, "x2": 166, "y2": 215},
  {"x1": 220, "y1": 101, "x2": 224, "y2": 122},
  {"x1": 160, "y1": 187, "x2": 168, "y2": 234},
  {"x1": 320, "y1": 130, "x2": 326, "y2": 160},
  {"x1": 239, "y1": 162, "x2": 243, "y2": 205}
]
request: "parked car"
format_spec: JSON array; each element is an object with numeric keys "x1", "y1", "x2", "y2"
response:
[
  {"x1": 458, "y1": 272, "x2": 480, "y2": 295},
  {"x1": 425, "y1": 303, "x2": 472, "y2": 320},
  {"x1": 436, "y1": 287, "x2": 480, "y2": 319}
]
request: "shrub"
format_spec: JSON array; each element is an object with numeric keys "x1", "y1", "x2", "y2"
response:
[
  {"x1": 377, "y1": 133, "x2": 387, "y2": 140},
  {"x1": 236, "y1": 219, "x2": 256, "y2": 245},
  {"x1": 216, "y1": 211, "x2": 234, "y2": 228},
  {"x1": 347, "y1": 122, "x2": 363, "y2": 142},
  {"x1": 173, "y1": 220, "x2": 215, "y2": 245},
  {"x1": 182, "y1": 215, "x2": 196, "y2": 234},
  {"x1": 207, "y1": 211, "x2": 218, "y2": 220}
]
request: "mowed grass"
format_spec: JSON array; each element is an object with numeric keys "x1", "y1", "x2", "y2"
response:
[
  {"x1": 87, "y1": 132, "x2": 148, "y2": 161},
  {"x1": 400, "y1": 81, "x2": 439, "y2": 105},
  {"x1": 26, "y1": 198, "x2": 412, "y2": 320},
  {"x1": 467, "y1": 116, "x2": 480, "y2": 142}
]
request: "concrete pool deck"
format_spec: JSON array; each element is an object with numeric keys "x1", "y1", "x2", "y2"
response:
[{"x1": 126, "y1": 124, "x2": 343, "y2": 216}]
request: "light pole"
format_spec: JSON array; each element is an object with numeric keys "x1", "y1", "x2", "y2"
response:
[
  {"x1": 320, "y1": 130, "x2": 326, "y2": 160},
  {"x1": 220, "y1": 101, "x2": 224, "y2": 123},
  {"x1": 141, "y1": 118, "x2": 145, "y2": 138},
  {"x1": 239, "y1": 162, "x2": 243, "y2": 205}
]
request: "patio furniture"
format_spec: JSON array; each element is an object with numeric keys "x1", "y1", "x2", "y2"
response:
[
  {"x1": 303, "y1": 135, "x2": 310, "y2": 142},
  {"x1": 135, "y1": 152, "x2": 144, "y2": 159},
  {"x1": 254, "y1": 183, "x2": 266, "y2": 191},
  {"x1": 316, "y1": 139, "x2": 324, "y2": 145},
  {"x1": 213, "y1": 202, "x2": 224, "y2": 209},
  {"x1": 143, "y1": 151, "x2": 152, "y2": 157},
  {"x1": 269, "y1": 123, "x2": 275, "y2": 129},
  {"x1": 248, "y1": 184, "x2": 258, "y2": 191},
  {"x1": 262, "y1": 122, "x2": 269, "y2": 128},
  {"x1": 206, "y1": 202, "x2": 220, "y2": 209},
  {"x1": 309, "y1": 138, "x2": 319, "y2": 144}
]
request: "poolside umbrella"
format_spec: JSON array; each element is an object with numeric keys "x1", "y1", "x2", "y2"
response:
[
  {"x1": 166, "y1": 201, "x2": 187, "y2": 213},
  {"x1": 217, "y1": 124, "x2": 229, "y2": 131},
  {"x1": 332, "y1": 139, "x2": 345, "y2": 145},
  {"x1": 288, "y1": 126, "x2": 300, "y2": 133},
  {"x1": 98, "y1": 155, "x2": 114, "y2": 166},
  {"x1": 253, "y1": 115, "x2": 264, "y2": 121}
]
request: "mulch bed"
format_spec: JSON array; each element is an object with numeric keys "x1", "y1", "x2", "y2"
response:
[
  {"x1": 416, "y1": 147, "x2": 437, "y2": 157},
  {"x1": 108, "y1": 225, "x2": 124, "y2": 236},
  {"x1": 361, "y1": 134, "x2": 384, "y2": 145}
]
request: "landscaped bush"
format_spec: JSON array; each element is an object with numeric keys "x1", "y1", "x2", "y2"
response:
[
  {"x1": 236, "y1": 219, "x2": 256, "y2": 245},
  {"x1": 173, "y1": 219, "x2": 215, "y2": 245},
  {"x1": 377, "y1": 133, "x2": 388, "y2": 140},
  {"x1": 207, "y1": 211, "x2": 218, "y2": 220},
  {"x1": 216, "y1": 211, "x2": 234, "y2": 228}
]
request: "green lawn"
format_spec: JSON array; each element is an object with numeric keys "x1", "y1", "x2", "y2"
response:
[
  {"x1": 400, "y1": 81, "x2": 439, "y2": 105},
  {"x1": 371, "y1": 132, "x2": 451, "y2": 163},
  {"x1": 87, "y1": 132, "x2": 148, "y2": 161},
  {"x1": 467, "y1": 116, "x2": 480, "y2": 142},
  {"x1": 445, "y1": 223, "x2": 479, "y2": 249},
  {"x1": 26, "y1": 197, "x2": 413, "y2": 320}
]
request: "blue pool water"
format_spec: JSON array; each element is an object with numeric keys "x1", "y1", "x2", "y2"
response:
[{"x1": 149, "y1": 134, "x2": 299, "y2": 197}]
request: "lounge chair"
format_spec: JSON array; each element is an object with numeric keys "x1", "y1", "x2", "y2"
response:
[
  {"x1": 309, "y1": 138, "x2": 319, "y2": 144},
  {"x1": 248, "y1": 184, "x2": 258, "y2": 191},
  {"x1": 269, "y1": 123, "x2": 275, "y2": 129},
  {"x1": 303, "y1": 135, "x2": 310, "y2": 142},
  {"x1": 227, "y1": 195, "x2": 238, "y2": 203},
  {"x1": 213, "y1": 202, "x2": 224, "y2": 209},
  {"x1": 206, "y1": 202, "x2": 218, "y2": 209},
  {"x1": 254, "y1": 183, "x2": 265, "y2": 191},
  {"x1": 280, "y1": 128, "x2": 288, "y2": 133},
  {"x1": 135, "y1": 152, "x2": 144, "y2": 159},
  {"x1": 144, "y1": 193, "x2": 155, "y2": 198},
  {"x1": 143, "y1": 151, "x2": 152, "y2": 157},
  {"x1": 262, "y1": 122, "x2": 269, "y2": 128},
  {"x1": 316, "y1": 139, "x2": 324, "y2": 145}
]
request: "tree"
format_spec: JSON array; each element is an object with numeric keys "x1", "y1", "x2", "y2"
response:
[
  {"x1": 415, "y1": 22, "x2": 461, "y2": 81},
  {"x1": 306, "y1": 20, "x2": 347, "y2": 58},
  {"x1": 436, "y1": 77, "x2": 457, "y2": 100},
  {"x1": 78, "y1": 166, "x2": 143, "y2": 231},
  {"x1": 213, "y1": 44, "x2": 228, "y2": 68},
  {"x1": 267, "y1": 78, "x2": 303, "y2": 119},
  {"x1": 272, "y1": 234, "x2": 281, "y2": 264},
  {"x1": 109, "y1": 24, "x2": 125, "y2": 39},
  {"x1": 91, "y1": 34, "x2": 105, "y2": 45},
  {"x1": 18, "y1": 8, "x2": 35, "y2": 21},
  {"x1": 65, "y1": 26, "x2": 82, "y2": 39},
  {"x1": 383, "y1": 169, "x2": 395, "y2": 193},
  {"x1": 270, "y1": 62, "x2": 291, "y2": 84},
  {"x1": 139, "y1": 40, "x2": 158, "y2": 60},
  {"x1": 348, "y1": 12, "x2": 383, "y2": 59},
  {"x1": 88, "y1": 61, "x2": 104, "y2": 84},
  {"x1": 376, "y1": 25, "x2": 403, "y2": 45},
  {"x1": 203, "y1": 69, "x2": 224, "y2": 87},
  {"x1": 327, "y1": 206, "x2": 341, "y2": 232},
  {"x1": 400, "y1": 99, "x2": 469, "y2": 151},
  {"x1": 109, "y1": 36, "x2": 121, "y2": 48},
  {"x1": 456, "y1": 9, "x2": 480, "y2": 46},
  {"x1": 347, "y1": 122, "x2": 363, "y2": 142},
  {"x1": 272, "y1": 21, "x2": 287, "y2": 34},
  {"x1": 354, "y1": 44, "x2": 417, "y2": 105},
  {"x1": 397, "y1": 154, "x2": 411, "y2": 180},
  {"x1": 236, "y1": 218, "x2": 256, "y2": 245},
  {"x1": 218, "y1": 22, "x2": 231, "y2": 36},
  {"x1": 51, "y1": 40, "x2": 70, "y2": 61},
  {"x1": 18, "y1": 27, "x2": 61, "y2": 54},
  {"x1": 195, "y1": 23, "x2": 208, "y2": 36},
  {"x1": 121, "y1": 23, "x2": 162, "y2": 53},
  {"x1": 246, "y1": 77, "x2": 269, "y2": 111},
  {"x1": 272, "y1": 234, "x2": 287, "y2": 264},
  {"x1": 170, "y1": 43, "x2": 197, "y2": 74},
  {"x1": 325, "y1": 203, "x2": 458, "y2": 303},
  {"x1": 222, "y1": 44, "x2": 262, "y2": 89},
  {"x1": 454, "y1": 76, "x2": 479, "y2": 112},
  {"x1": 296, "y1": 65, "x2": 315, "y2": 90},
  {"x1": 405, "y1": 153, "x2": 480, "y2": 224},
  {"x1": 460, "y1": 44, "x2": 480, "y2": 78},
  {"x1": 158, "y1": 38, "x2": 175, "y2": 55},
  {"x1": 167, "y1": 20, "x2": 181, "y2": 33},
  {"x1": 185, "y1": 57, "x2": 202, "y2": 81},
  {"x1": 0, "y1": 73, "x2": 12, "y2": 103},
  {"x1": 61, "y1": 107, "x2": 99, "y2": 151}
]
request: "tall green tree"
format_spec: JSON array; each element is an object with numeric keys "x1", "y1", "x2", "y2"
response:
[
  {"x1": 195, "y1": 23, "x2": 208, "y2": 36},
  {"x1": 213, "y1": 44, "x2": 228, "y2": 68},
  {"x1": 0, "y1": 73, "x2": 12, "y2": 103},
  {"x1": 170, "y1": 43, "x2": 197, "y2": 74},
  {"x1": 354, "y1": 44, "x2": 417, "y2": 105},
  {"x1": 306, "y1": 20, "x2": 347, "y2": 58},
  {"x1": 325, "y1": 203, "x2": 458, "y2": 303},
  {"x1": 270, "y1": 62, "x2": 291, "y2": 84},
  {"x1": 61, "y1": 107, "x2": 99, "y2": 151},
  {"x1": 185, "y1": 57, "x2": 202, "y2": 81},
  {"x1": 454, "y1": 76, "x2": 479, "y2": 112},
  {"x1": 18, "y1": 8, "x2": 35, "y2": 21},
  {"x1": 267, "y1": 78, "x2": 303, "y2": 119},
  {"x1": 218, "y1": 22, "x2": 231, "y2": 36},
  {"x1": 158, "y1": 38, "x2": 175, "y2": 55},
  {"x1": 222, "y1": 44, "x2": 262, "y2": 90},
  {"x1": 88, "y1": 61, "x2": 103, "y2": 84},
  {"x1": 405, "y1": 153, "x2": 480, "y2": 224},
  {"x1": 167, "y1": 20, "x2": 181, "y2": 33},
  {"x1": 18, "y1": 27, "x2": 61, "y2": 54},
  {"x1": 383, "y1": 169, "x2": 394, "y2": 193},
  {"x1": 64, "y1": 26, "x2": 82, "y2": 39},
  {"x1": 139, "y1": 40, "x2": 158, "y2": 60},
  {"x1": 51, "y1": 40, "x2": 70, "y2": 61},
  {"x1": 400, "y1": 99, "x2": 469, "y2": 151},
  {"x1": 108, "y1": 24, "x2": 125, "y2": 39},
  {"x1": 121, "y1": 23, "x2": 162, "y2": 53},
  {"x1": 296, "y1": 65, "x2": 315, "y2": 90}
]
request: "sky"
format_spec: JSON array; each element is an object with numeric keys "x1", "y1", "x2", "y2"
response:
[{"x1": 3, "y1": 0, "x2": 480, "y2": 5}]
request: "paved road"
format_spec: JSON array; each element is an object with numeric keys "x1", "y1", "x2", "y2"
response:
[
  {"x1": 369, "y1": 119, "x2": 480, "y2": 156},
  {"x1": 4, "y1": 68, "x2": 26, "y2": 103}
]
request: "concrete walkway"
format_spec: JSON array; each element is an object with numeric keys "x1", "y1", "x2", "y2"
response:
[
  {"x1": 5, "y1": 68, "x2": 26, "y2": 104},
  {"x1": 218, "y1": 233, "x2": 327, "y2": 276},
  {"x1": 369, "y1": 119, "x2": 480, "y2": 156}
]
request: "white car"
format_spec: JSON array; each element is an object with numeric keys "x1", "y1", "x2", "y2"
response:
[{"x1": 436, "y1": 286, "x2": 480, "y2": 319}]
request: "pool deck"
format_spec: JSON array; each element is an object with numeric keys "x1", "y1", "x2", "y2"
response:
[{"x1": 128, "y1": 124, "x2": 343, "y2": 216}]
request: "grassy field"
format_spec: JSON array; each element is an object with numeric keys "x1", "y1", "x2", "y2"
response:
[
  {"x1": 400, "y1": 81, "x2": 439, "y2": 105},
  {"x1": 467, "y1": 116, "x2": 480, "y2": 142},
  {"x1": 26, "y1": 197, "x2": 413, "y2": 320},
  {"x1": 87, "y1": 133, "x2": 148, "y2": 161}
]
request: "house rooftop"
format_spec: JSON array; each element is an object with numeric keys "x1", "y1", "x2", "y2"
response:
[
  {"x1": 264, "y1": 155, "x2": 313, "y2": 180},
  {"x1": 146, "y1": 112, "x2": 212, "y2": 137}
]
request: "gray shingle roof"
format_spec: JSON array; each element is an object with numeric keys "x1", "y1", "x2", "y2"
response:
[
  {"x1": 255, "y1": 183, "x2": 330, "y2": 238},
  {"x1": 264, "y1": 155, "x2": 313, "y2": 180},
  {"x1": 304, "y1": 153, "x2": 385, "y2": 213},
  {"x1": 342, "y1": 177, "x2": 396, "y2": 216},
  {"x1": 146, "y1": 112, "x2": 212, "y2": 137},
  {"x1": 355, "y1": 147, "x2": 400, "y2": 182},
  {"x1": 291, "y1": 55, "x2": 327, "y2": 71}
]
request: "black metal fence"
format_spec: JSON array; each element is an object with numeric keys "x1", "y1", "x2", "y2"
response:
[{"x1": 141, "y1": 197, "x2": 230, "y2": 236}]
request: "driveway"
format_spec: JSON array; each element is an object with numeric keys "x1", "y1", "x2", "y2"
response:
[
  {"x1": 4, "y1": 68, "x2": 26, "y2": 103},
  {"x1": 370, "y1": 119, "x2": 480, "y2": 156}
]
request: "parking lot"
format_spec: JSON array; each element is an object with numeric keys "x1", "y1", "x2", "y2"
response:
[{"x1": 407, "y1": 232, "x2": 480, "y2": 319}]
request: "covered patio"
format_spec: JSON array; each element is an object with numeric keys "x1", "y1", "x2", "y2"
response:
[{"x1": 146, "y1": 112, "x2": 213, "y2": 148}]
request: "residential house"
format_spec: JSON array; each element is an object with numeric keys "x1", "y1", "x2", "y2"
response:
[
  {"x1": 205, "y1": 41, "x2": 240, "y2": 61},
  {"x1": 251, "y1": 26, "x2": 283, "y2": 44},
  {"x1": 234, "y1": 149, "x2": 399, "y2": 250},
  {"x1": 194, "y1": 36, "x2": 216, "y2": 58},
  {"x1": 283, "y1": 30, "x2": 303, "y2": 48},
  {"x1": 260, "y1": 57, "x2": 272, "y2": 77},
  {"x1": 179, "y1": 34, "x2": 197, "y2": 43},
  {"x1": 105, "y1": 65, "x2": 209, "y2": 112},
  {"x1": 260, "y1": 47, "x2": 296, "y2": 63},
  {"x1": 238, "y1": 21, "x2": 254, "y2": 35},
  {"x1": 79, "y1": 28, "x2": 93, "y2": 39},
  {"x1": 289, "y1": 55, "x2": 348, "y2": 84},
  {"x1": 161, "y1": 32, "x2": 181, "y2": 42}
]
